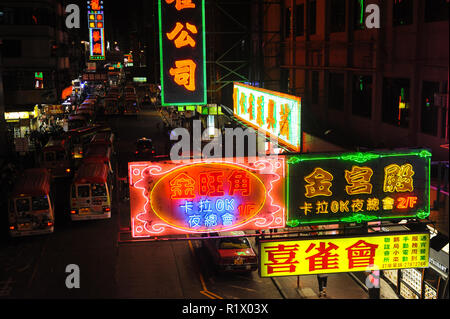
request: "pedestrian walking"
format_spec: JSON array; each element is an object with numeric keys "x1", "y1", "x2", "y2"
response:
[{"x1": 317, "y1": 274, "x2": 328, "y2": 297}]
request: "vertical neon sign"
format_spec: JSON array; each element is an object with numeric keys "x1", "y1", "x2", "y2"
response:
[
  {"x1": 158, "y1": 0, "x2": 207, "y2": 106},
  {"x1": 88, "y1": 0, "x2": 105, "y2": 60}
]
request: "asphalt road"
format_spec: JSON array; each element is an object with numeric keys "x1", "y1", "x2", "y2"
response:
[{"x1": 0, "y1": 105, "x2": 285, "y2": 299}]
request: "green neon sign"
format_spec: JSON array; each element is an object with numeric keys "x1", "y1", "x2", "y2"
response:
[{"x1": 286, "y1": 149, "x2": 431, "y2": 226}]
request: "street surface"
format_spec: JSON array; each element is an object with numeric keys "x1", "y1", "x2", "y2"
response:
[{"x1": 0, "y1": 104, "x2": 371, "y2": 299}]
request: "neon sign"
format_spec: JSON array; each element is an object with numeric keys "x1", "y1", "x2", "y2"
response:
[
  {"x1": 286, "y1": 149, "x2": 431, "y2": 226},
  {"x1": 129, "y1": 157, "x2": 285, "y2": 237},
  {"x1": 88, "y1": 0, "x2": 105, "y2": 60},
  {"x1": 158, "y1": 0, "x2": 207, "y2": 105},
  {"x1": 233, "y1": 82, "x2": 301, "y2": 152},
  {"x1": 259, "y1": 232, "x2": 430, "y2": 277}
]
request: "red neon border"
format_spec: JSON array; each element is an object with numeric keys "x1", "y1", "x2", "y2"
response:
[{"x1": 129, "y1": 158, "x2": 285, "y2": 237}]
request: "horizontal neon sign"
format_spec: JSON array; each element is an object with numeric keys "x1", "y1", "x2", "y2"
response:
[
  {"x1": 286, "y1": 149, "x2": 431, "y2": 226},
  {"x1": 233, "y1": 82, "x2": 301, "y2": 152},
  {"x1": 129, "y1": 157, "x2": 285, "y2": 237},
  {"x1": 259, "y1": 232, "x2": 430, "y2": 277}
]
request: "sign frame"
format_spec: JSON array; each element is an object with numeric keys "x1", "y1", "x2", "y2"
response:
[
  {"x1": 233, "y1": 82, "x2": 302, "y2": 152},
  {"x1": 258, "y1": 231, "x2": 430, "y2": 278},
  {"x1": 285, "y1": 149, "x2": 432, "y2": 227},
  {"x1": 128, "y1": 157, "x2": 285, "y2": 237}
]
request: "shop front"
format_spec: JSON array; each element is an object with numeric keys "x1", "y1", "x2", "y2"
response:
[{"x1": 4, "y1": 105, "x2": 41, "y2": 153}]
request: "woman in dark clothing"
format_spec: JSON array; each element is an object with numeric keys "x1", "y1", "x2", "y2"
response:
[{"x1": 317, "y1": 274, "x2": 328, "y2": 297}]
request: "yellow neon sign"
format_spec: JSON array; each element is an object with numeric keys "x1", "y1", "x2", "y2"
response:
[{"x1": 260, "y1": 233, "x2": 430, "y2": 277}]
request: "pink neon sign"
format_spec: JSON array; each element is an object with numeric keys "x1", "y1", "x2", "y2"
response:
[{"x1": 129, "y1": 157, "x2": 285, "y2": 237}]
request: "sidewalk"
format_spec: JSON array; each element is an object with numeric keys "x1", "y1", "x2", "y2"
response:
[{"x1": 272, "y1": 273, "x2": 399, "y2": 299}]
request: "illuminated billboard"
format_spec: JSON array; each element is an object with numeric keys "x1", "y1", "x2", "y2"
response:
[
  {"x1": 158, "y1": 0, "x2": 207, "y2": 106},
  {"x1": 87, "y1": 1, "x2": 105, "y2": 60},
  {"x1": 233, "y1": 82, "x2": 301, "y2": 152},
  {"x1": 286, "y1": 149, "x2": 431, "y2": 226},
  {"x1": 129, "y1": 157, "x2": 285, "y2": 237},
  {"x1": 259, "y1": 232, "x2": 430, "y2": 277}
]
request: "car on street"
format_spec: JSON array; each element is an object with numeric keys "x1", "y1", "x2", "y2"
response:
[
  {"x1": 202, "y1": 231, "x2": 258, "y2": 273},
  {"x1": 134, "y1": 137, "x2": 155, "y2": 160}
]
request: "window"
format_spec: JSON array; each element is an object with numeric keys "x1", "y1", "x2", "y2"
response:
[
  {"x1": 1, "y1": 39, "x2": 21, "y2": 57},
  {"x1": 425, "y1": 0, "x2": 449, "y2": 22},
  {"x1": 92, "y1": 184, "x2": 107, "y2": 197},
  {"x1": 296, "y1": 4, "x2": 304, "y2": 36},
  {"x1": 354, "y1": 0, "x2": 365, "y2": 30},
  {"x1": 330, "y1": 0, "x2": 346, "y2": 33},
  {"x1": 32, "y1": 196, "x2": 49, "y2": 210},
  {"x1": 285, "y1": 7, "x2": 291, "y2": 38},
  {"x1": 421, "y1": 81, "x2": 440, "y2": 136},
  {"x1": 0, "y1": 7, "x2": 15, "y2": 24},
  {"x1": 16, "y1": 198, "x2": 30, "y2": 213},
  {"x1": 352, "y1": 75, "x2": 372, "y2": 118},
  {"x1": 308, "y1": 0, "x2": 316, "y2": 35},
  {"x1": 311, "y1": 71, "x2": 319, "y2": 104},
  {"x1": 328, "y1": 73, "x2": 344, "y2": 110},
  {"x1": 77, "y1": 185, "x2": 90, "y2": 198},
  {"x1": 382, "y1": 78, "x2": 410, "y2": 128},
  {"x1": 393, "y1": 0, "x2": 413, "y2": 26},
  {"x1": 218, "y1": 237, "x2": 251, "y2": 249}
]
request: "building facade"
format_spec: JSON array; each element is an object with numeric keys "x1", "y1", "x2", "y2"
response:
[{"x1": 261, "y1": 0, "x2": 448, "y2": 161}]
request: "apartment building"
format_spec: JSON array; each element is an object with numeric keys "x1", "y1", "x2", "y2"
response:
[{"x1": 261, "y1": 0, "x2": 448, "y2": 160}]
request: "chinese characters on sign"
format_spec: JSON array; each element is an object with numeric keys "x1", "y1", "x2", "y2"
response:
[
  {"x1": 286, "y1": 150, "x2": 431, "y2": 226},
  {"x1": 158, "y1": 0, "x2": 207, "y2": 105},
  {"x1": 87, "y1": 0, "x2": 105, "y2": 60},
  {"x1": 233, "y1": 83, "x2": 302, "y2": 152},
  {"x1": 259, "y1": 233, "x2": 430, "y2": 277},
  {"x1": 128, "y1": 157, "x2": 285, "y2": 237}
]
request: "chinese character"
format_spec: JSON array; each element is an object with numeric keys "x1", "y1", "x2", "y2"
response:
[
  {"x1": 382, "y1": 196, "x2": 395, "y2": 210},
  {"x1": 169, "y1": 59, "x2": 196, "y2": 91},
  {"x1": 305, "y1": 242, "x2": 340, "y2": 272},
  {"x1": 198, "y1": 199, "x2": 212, "y2": 213},
  {"x1": 92, "y1": 30, "x2": 101, "y2": 42},
  {"x1": 304, "y1": 168, "x2": 333, "y2": 198},
  {"x1": 256, "y1": 96, "x2": 265, "y2": 127},
  {"x1": 315, "y1": 201, "x2": 329, "y2": 214},
  {"x1": 279, "y1": 103, "x2": 290, "y2": 140},
  {"x1": 366, "y1": 198, "x2": 380, "y2": 211},
  {"x1": 346, "y1": 240, "x2": 379, "y2": 269},
  {"x1": 228, "y1": 170, "x2": 251, "y2": 196},
  {"x1": 170, "y1": 172, "x2": 196, "y2": 199},
  {"x1": 93, "y1": 43, "x2": 102, "y2": 54},
  {"x1": 299, "y1": 202, "x2": 313, "y2": 216},
  {"x1": 351, "y1": 199, "x2": 364, "y2": 212},
  {"x1": 180, "y1": 200, "x2": 194, "y2": 214},
  {"x1": 90, "y1": 0, "x2": 101, "y2": 11},
  {"x1": 239, "y1": 92, "x2": 247, "y2": 115},
  {"x1": 204, "y1": 213, "x2": 218, "y2": 227},
  {"x1": 248, "y1": 94, "x2": 255, "y2": 120},
  {"x1": 221, "y1": 213, "x2": 234, "y2": 226},
  {"x1": 188, "y1": 214, "x2": 202, "y2": 228},
  {"x1": 165, "y1": 0, "x2": 196, "y2": 11},
  {"x1": 266, "y1": 99, "x2": 276, "y2": 131},
  {"x1": 383, "y1": 163, "x2": 415, "y2": 193},
  {"x1": 263, "y1": 244, "x2": 300, "y2": 274},
  {"x1": 167, "y1": 22, "x2": 198, "y2": 48},
  {"x1": 344, "y1": 166, "x2": 373, "y2": 195},
  {"x1": 199, "y1": 171, "x2": 225, "y2": 197}
]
